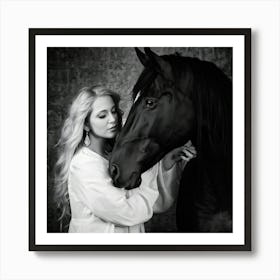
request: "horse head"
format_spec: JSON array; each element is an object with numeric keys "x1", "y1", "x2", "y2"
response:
[{"x1": 109, "y1": 48, "x2": 195, "y2": 189}]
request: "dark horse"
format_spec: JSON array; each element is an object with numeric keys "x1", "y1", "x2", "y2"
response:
[{"x1": 109, "y1": 48, "x2": 232, "y2": 232}]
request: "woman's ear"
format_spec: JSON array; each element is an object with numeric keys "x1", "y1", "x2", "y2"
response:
[{"x1": 84, "y1": 124, "x2": 90, "y2": 132}]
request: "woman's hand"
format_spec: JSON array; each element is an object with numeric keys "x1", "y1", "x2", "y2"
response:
[{"x1": 162, "y1": 140, "x2": 197, "y2": 170}]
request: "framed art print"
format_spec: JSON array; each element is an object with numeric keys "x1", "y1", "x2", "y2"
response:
[{"x1": 29, "y1": 28, "x2": 251, "y2": 251}]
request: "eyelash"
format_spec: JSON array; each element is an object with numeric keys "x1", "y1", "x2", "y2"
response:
[{"x1": 98, "y1": 109, "x2": 117, "y2": 119}]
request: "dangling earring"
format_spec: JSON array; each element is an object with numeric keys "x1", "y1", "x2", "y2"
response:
[{"x1": 84, "y1": 128, "x2": 90, "y2": 146}]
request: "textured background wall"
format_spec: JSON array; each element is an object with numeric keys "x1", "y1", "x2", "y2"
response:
[{"x1": 47, "y1": 47, "x2": 232, "y2": 232}]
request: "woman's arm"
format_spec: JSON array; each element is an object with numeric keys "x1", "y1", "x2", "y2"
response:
[
  {"x1": 152, "y1": 161, "x2": 184, "y2": 213},
  {"x1": 153, "y1": 141, "x2": 197, "y2": 213},
  {"x1": 69, "y1": 158, "x2": 159, "y2": 226}
]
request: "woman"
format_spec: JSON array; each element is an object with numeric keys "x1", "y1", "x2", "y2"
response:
[{"x1": 53, "y1": 85, "x2": 196, "y2": 233}]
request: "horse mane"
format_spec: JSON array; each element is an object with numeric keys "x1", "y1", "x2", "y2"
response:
[{"x1": 168, "y1": 55, "x2": 232, "y2": 159}]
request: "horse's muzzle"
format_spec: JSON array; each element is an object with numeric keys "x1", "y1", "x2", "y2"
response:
[{"x1": 110, "y1": 163, "x2": 142, "y2": 189}]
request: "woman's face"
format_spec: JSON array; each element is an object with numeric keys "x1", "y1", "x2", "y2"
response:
[{"x1": 88, "y1": 95, "x2": 119, "y2": 139}]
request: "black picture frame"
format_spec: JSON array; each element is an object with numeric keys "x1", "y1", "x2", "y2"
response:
[{"x1": 29, "y1": 28, "x2": 251, "y2": 251}]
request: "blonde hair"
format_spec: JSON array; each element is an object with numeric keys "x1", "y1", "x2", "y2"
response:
[{"x1": 53, "y1": 85, "x2": 122, "y2": 231}]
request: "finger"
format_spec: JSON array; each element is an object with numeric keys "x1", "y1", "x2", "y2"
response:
[
  {"x1": 184, "y1": 140, "x2": 192, "y2": 147},
  {"x1": 186, "y1": 148, "x2": 197, "y2": 156},
  {"x1": 184, "y1": 143, "x2": 196, "y2": 150},
  {"x1": 183, "y1": 147, "x2": 197, "y2": 155},
  {"x1": 185, "y1": 145, "x2": 197, "y2": 153},
  {"x1": 180, "y1": 155, "x2": 190, "y2": 161},
  {"x1": 185, "y1": 149, "x2": 197, "y2": 159},
  {"x1": 181, "y1": 150, "x2": 195, "y2": 159},
  {"x1": 185, "y1": 145, "x2": 196, "y2": 151}
]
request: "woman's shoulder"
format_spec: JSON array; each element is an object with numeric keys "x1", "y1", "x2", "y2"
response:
[
  {"x1": 70, "y1": 147, "x2": 109, "y2": 180},
  {"x1": 70, "y1": 147, "x2": 106, "y2": 167}
]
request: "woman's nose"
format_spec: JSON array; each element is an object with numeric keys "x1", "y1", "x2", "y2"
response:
[{"x1": 108, "y1": 113, "x2": 117, "y2": 123}]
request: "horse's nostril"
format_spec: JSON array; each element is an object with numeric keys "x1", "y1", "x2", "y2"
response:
[
  {"x1": 129, "y1": 172, "x2": 142, "y2": 189},
  {"x1": 110, "y1": 164, "x2": 120, "y2": 181}
]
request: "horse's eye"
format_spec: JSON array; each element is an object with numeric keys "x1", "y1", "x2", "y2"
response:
[{"x1": 145, "y1": 98, "x2": 157, "y2": 109}]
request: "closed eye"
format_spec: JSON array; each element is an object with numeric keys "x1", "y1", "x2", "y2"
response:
[{"x1": 98, "y1": 114, "x2": 106, "y2": 119}]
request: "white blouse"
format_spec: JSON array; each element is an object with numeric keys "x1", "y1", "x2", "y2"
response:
[{"x1": 68, "y1": 147, "x2": 184, "y2": 233}]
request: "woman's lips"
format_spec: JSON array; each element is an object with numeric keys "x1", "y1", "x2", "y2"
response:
[{"x1": 108, "y1": 125, "x2": 117, "y2": 131}]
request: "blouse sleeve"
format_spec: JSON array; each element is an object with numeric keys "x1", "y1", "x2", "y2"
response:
[
  {"x1": 153, "y1": 160, "x2": 187, "y2": 213},
  {"x1": 69, "y1": 157, "x2": 159, "y2": 227}
]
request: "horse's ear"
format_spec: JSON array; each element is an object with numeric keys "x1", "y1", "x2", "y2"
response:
[
  {"x1": 144, "y1": 48, "x2": 173, "y2": 80},
  {"x1": 135, "y1": 47, "x2": 150, "y2": 67}
]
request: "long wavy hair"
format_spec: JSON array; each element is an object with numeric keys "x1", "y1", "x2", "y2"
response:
[{"x1": 53, "y1": 85, "x2": 123, "y2": 231}]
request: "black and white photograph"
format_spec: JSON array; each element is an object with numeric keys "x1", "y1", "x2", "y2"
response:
[
  {"x1": 3, "y1": 0, "x2": 280, "y2": 278},
  {"x1": 29, "y1": 29, "x2": 251, "y2": 250}
]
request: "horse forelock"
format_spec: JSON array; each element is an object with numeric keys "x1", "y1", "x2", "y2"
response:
[
  {"x1": 133, "y1": 55, "x2": 193, "y2": 102},
  {"x1": 132, "y1": 67, "x2": 157, "y2": 100}
]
